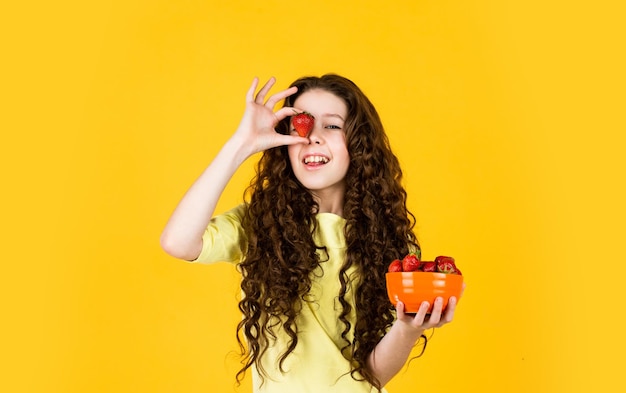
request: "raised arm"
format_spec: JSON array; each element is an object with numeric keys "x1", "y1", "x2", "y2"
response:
[{"x1": 160, "y1": 77, "x2": 308, "y2": 261}]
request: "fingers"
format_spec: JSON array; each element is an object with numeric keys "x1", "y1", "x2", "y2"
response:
[
  {"x1": 395, "y1": 300, "x2": 428, "y2": 324},
  {"x1": 254, "y1": 77, "x2": 276, "y2": 104},
  {"x1": 412, "y1": 301, "x2": 431, "y2": 325},
  {"x1": 274, "y1": 106, "x2": 300, "y2": 123},
  {"x1": 247, "y1": 76, "x2": 298, "y2": 108},
  {"x1": 425, "y1": 297, "x2": 444, "y2": 325},
  {"x1": 427, "y1": 296, "x2": 457, "y2": 327},
  {"x1": 265, "y1": 86, "x2": 298, "y2": 109},
  {"x1": 245, "y1": 77, "x2": 259, "y2": 102},
  {"x1": 395, "y1": 299, "x2": 407, "y2": 316},
  {"x1": 395, "y1": 296, "x2": 457, "y2": 330},
  {"x1": 441, "y1": 296, "x2": 458, "y2": 324}
]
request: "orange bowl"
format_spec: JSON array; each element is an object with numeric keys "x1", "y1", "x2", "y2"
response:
[{"x1": 386, "y1": 272, "x2": 464, "y2": 313}]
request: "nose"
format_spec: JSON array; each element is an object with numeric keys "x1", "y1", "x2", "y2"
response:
[{"x1": 307, "y1": 124, "x2": 322, "y2": 145}]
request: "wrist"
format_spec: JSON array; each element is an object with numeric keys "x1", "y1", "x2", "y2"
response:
[
  {"x1": 223, "y1": 134, "x2": 255, "y2": 166},
  {"x1": 391, "y1": 321, "x2": 424, "y2": 344}
]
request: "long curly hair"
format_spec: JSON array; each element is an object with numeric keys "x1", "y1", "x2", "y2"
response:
[{"x1": 235, "y1": 74, "x2": 419, "y2": 390}]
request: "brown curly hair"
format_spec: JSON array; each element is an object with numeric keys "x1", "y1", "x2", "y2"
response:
[{"x1": 235, "y1": 74, "x2": 419, "y2": 390}]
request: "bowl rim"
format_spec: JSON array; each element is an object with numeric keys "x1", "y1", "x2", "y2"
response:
[{"x1": 385, "y1": 271, "x2": 463, "y2": 279}]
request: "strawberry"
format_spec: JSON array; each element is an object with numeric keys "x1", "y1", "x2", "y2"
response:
[
  {"x1": 435, "y1": 255, "x2": 462, "y2": 275},
  {"x1": 388, "y1": 259, "x2": 403, "y2": 273},
  {"x1": 401, "y1": 253, "x2": 421, "y2": 272},
  {"x1": 421, "y1": 261, "x2": 436, "y2": 272},
  {"x1": 292, "y1": 111, "x2": 315, "y2": 137}
]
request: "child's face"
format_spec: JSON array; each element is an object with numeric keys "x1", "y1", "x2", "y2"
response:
[{"x1": 288, "y1": 89, "x2": 350, "y2": 203}]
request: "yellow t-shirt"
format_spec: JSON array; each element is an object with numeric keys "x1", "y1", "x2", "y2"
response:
[{"x1": 194, "y1": 204, "x2": 387, "y2": 393}]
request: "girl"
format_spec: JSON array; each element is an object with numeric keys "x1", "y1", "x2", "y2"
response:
[{"x1": 161, "y1": 74, "x2": 460, "y2": 392}]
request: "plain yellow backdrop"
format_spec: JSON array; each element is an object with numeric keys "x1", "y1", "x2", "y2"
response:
[{"x1": 2, "y1": 1, "x2": 625, "y2": 392}]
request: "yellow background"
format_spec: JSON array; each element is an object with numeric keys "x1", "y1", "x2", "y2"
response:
[{"x1": 2, "y1": 1, "x2": 625, "y2": 392}]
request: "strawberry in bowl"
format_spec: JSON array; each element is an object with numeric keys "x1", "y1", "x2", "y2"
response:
[{"x1": 385, "y1": 253, "x2": 464, "y2": 313}]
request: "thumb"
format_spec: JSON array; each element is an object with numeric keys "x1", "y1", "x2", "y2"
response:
[{"x1": 396, "y1": 298, "x2": 406, "y2": 314}]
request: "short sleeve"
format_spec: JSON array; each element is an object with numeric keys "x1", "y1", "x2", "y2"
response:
[{"x1": 193, "y1": 204, "x2": 248, "y2": 264}]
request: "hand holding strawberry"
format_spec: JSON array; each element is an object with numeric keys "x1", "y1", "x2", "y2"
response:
[{"x1": 235, "y1": 77, "x2": 310, "y2": 157}]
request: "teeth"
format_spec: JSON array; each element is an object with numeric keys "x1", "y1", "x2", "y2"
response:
[{"x1": 304, "y1": 156, "x2": 329, "y2": 164}]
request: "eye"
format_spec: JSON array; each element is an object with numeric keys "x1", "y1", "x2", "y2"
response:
[{"x1": 325, "y1": 124, "x2": 342, "y2": 129}]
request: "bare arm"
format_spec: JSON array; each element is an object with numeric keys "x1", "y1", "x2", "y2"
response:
[
  {"x1": 367, "y1": 295, "x2": 460, "y2": 387},
  {"x1": 160, "y1": 77, "x2": 308, "y2": 261}
]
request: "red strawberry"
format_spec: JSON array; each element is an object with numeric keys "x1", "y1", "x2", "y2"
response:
[
  {"x1": 421, "y1": 261, "x2": 436, "y2": 272},
  {"x1": 388, "y1": 259, "x2": 403, "y2": 273},
  {"x1": 435, "y1": 255, "x2": 462, "y2": 275},
  {"x1": 292, "y1": 112, "x2": 315, "y2": 137},
  {"x1": 401, "y1": 253, "x2": 421, "y2": 272}
]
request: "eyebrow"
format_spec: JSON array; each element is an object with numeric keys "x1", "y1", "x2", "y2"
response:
[{"x1": 321, "y1": 113, "x2": 345, "y2": 121}]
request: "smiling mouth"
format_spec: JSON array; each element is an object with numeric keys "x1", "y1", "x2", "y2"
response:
[{"x1": 303, "y1": 155, "x2": 329, "y2": 165}]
